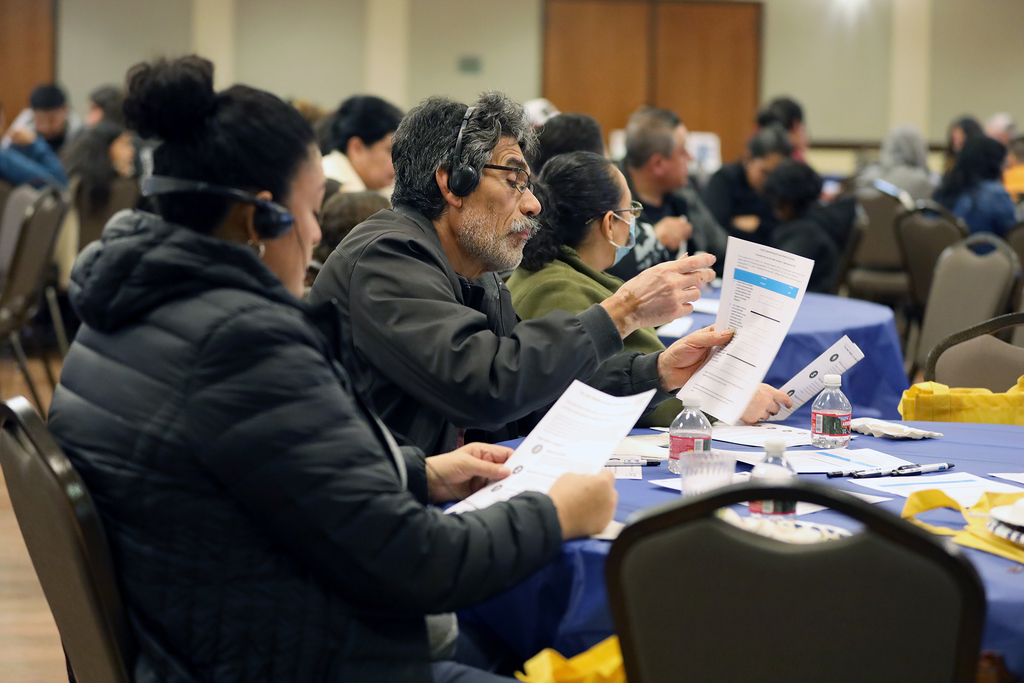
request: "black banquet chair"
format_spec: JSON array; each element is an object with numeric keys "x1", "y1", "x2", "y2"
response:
[
  {"x1": 606, "y1": 480, "x2": 984, "y2": 683},
  {"x1": 0, "y1": 396, "x2": 135, "y2": 683}
]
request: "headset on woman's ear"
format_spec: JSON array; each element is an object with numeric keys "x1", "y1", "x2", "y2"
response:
[
  {"x1": 447, "y1": 106, "x2": 480, "y2": 197},
  {"x1": 141, "y1": 176, "x2": 294, "y2": 239}
]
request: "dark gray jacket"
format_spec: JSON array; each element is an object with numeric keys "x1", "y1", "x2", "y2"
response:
[
  {"x1": 308, "y1": 205, "x2": 671, "y2": 456},
  {"x1": 48, "y1": 211, "x2": 563, "y2": 683}
]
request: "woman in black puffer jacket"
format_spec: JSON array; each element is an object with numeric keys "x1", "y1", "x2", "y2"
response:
[{"x1": 47, "y1": 56, "x2": 615, "y2": 683}]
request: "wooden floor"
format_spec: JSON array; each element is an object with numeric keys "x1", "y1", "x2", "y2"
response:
[{"x1": 0, "y1": 351, "x2": 67, "y2": 683}]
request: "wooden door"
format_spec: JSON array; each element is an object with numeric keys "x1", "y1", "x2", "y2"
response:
[
  {"x1": 653, "y1": 2, "x2": 761, "y2": 163},
  {"x1": 0, "y1": 0, "x2": 55, "y2": 135},
  {"x1": 543, "y1": 0, "x2": 650, "y2": 143}
]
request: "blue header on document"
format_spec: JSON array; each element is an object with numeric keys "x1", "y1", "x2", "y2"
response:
[{"x1": 733, "y1": 268, "x2": 799, "y2": 299}]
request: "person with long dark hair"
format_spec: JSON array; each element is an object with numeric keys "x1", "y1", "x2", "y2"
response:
[
  {"x1": 47, "y1": 56, "x2": 618, "y2": 683},
  {"x1": 63, "y1": 118, "x2": 135, "y2": 213},
  {"x1": 934, "y1": 135, "x2": 1017, "y2": 236},
  {"x1": 508, "y1": 151, "x2": 792, "y2": 426}
]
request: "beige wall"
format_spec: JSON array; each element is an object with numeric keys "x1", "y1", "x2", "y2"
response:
[
  {"x1": 57, "y1": 0, "x2": 193, "y2": 116},
  {"x1": 52, "y1": 0, "x2": 1024, "y2": 147},
  {"x1": 929, "y1": 0, "x2": 1024, "y2": 142},
  {"x1": 406, "y1": 0, "x2": 543, "y2": 108},
  {"x1": 233, "y1": 0, "x2": 366, "y2": 110}
]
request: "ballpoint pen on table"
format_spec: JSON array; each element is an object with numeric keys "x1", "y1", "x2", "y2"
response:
[
  {"x1": 891, "y1": 463, "x2": 954, "y2": 476},
  {"x1": 605, "y1": 458, "x2": 661, "y2": 467},
  {"x1": 851, "y1": 464, "x2": 921, "y2": 479}
]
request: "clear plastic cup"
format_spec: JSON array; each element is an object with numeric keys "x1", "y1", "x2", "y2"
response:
[{"x1": 679, "y1": 449, "x2": 736, "y2": 498}]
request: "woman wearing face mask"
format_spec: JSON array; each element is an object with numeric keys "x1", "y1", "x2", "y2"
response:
[{"x1": 508, "y1": 152, "x2": 790, "y2": 426}]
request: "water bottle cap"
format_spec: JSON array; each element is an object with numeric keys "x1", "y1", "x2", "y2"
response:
[
  {"x1": 824, "y1": 374, "x2": 841, "y2": 386},
  {"x1": 682, "y1": 395, "x2": 701, "y2": 409},
  {"x1": 764, "y1": 437, "x2": 787, "y2": 455}
]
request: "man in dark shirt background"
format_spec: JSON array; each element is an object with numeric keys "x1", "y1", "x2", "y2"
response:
[
  {"x1": 609, "y1": 107, "x2": 728, "y2": 280},
  {"x1": 703, "y1": 123, "x2": 792, "y2": 245}
]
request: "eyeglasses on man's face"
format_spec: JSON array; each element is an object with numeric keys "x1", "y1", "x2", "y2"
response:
[{"x1": 483, "y1": 164, "x2": 533, "y2": 194}]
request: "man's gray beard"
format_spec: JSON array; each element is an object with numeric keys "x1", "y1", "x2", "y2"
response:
[{"x1": 457, "y1": 209, "x2": 541, "y2": 273}]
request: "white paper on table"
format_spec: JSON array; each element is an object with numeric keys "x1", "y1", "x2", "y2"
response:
[
  {"x1": 591, "y1": 520, "x2": 625, "y2": 540},
  {"x1": 649, "y1": 472, "x2": 750, "y2": 492},
  {"x1": 785, "y1": 448, "x2": 914, "y2": 474},
  {"x1": 692, "y1": 298, "x2": 720, "y2": 315},
  {"x1": 656, "y1": 316, "x2": 694, "y2": 339},
  {"x1": 446, "y1": 381, "x2": 656, "y2": 514},
  {"x1": 679, "y1": 238, "x2": 814, "y2": 425},
  {"x1": 605, "y1": 463, "x2": 643, "y2": 479},
  {"x1": 991, "y1": 473, "x2": 1024, "y2": 485},
  {"x1": 613, "y1": 436, "x2": 670, "y2": 460},
  {"x1": 711, "y1": 423, "x2": 815, "y2": 447},
  {"x1": 646, "y1": 480, "x2": 887, "y2": 515},
  {"x1": 769, "y1": 335, "x2": 865, "y2": 421},
  {"x1": 851, "y1": 472, "x2": 1024, "y2": 509}
]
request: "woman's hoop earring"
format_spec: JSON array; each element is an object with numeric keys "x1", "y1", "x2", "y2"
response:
[{"x1": 247, "y1": 239, "x2": 266, "y2": 259}]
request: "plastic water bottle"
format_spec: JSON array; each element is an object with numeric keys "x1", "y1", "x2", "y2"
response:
[
  {"x1": 811, "y1": 374, "x2": 852, "y2": 448},
  {"x1": 749, "y1": 438, "x2": 797, "y2": 519},
  {"x1": 668, "y1": 397, "x2": 712, "y2": 474}
]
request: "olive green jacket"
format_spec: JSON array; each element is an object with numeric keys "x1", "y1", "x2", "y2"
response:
[{"x1": 508, "y1": 247, "x2": 682, "y2": 426}]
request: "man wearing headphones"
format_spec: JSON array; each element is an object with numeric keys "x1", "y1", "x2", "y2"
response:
[{"x1": 309, "y1": 92, "x2": 724, "y2": 458}]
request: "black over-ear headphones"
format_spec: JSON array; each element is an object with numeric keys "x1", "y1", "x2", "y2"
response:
[
  {"x1": 141, "y1": 176, "x2": 295, "y2": 239},
  {"x1": 447, "y1": 106, "x2": 479, "y2": 197}
]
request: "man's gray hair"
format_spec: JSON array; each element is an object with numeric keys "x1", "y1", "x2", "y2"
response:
[
  {"x1": 624, "y1": 107, "x2": 681, "y2": 169},
  {"x1": 391, "y1": 91, "x2": 537, "y2": 220}
]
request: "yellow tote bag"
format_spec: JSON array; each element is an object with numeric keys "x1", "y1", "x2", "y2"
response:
[
  {"x1": 898, "y1": 377, "x2": 1024, "y2": 424},
  {"x1": 902, "y1": 489, "x2": 1024, "y2": 564},
  {"x1": 516, "y1": 636, "x2": 625, "y2": 683}
]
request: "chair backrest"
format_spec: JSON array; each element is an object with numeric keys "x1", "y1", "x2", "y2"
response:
[
  {"x1": 1004, "y1": 222, "x2": 1024, "y2": 309},
  {"x1": 916, "y1": 234, "x2": 1020, "y2": 367},
  {"x1": 828, "y1": 202, "x2": 866, "y2": 295},
  {"x1": 0, "y1": 187, "x2": 68, "y2": 332},
  {"x1": 0, "y1": 179, "x2": 14, "y2": 220},
  {"x1": 606, "y1": 480, "x2": 984, "y2": 683},
  {"x1": 75, "y1": 177, "x2": 140, "y2": 250},
  {"x1": 851, "y1": 186, "x2": 907, "y2": 270},
  {"x1": 0, "y1": 184, "x2": 42, "y2": 281},
  {"x1": 896, "y1": 201, "x2": 970, "y2": 309},
  {"x1": 0, "y1": 397, "x2": 135, "y2": 683},
  {"x1": 925, "y1": 311, "x2": 1024, "y2": 391}
]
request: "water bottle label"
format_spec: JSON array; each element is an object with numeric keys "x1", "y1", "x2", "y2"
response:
[
  {"x1": 669, "y1": 435, "x2": 711, "y2": 461},
  {"x1": 812, "y1": 411, "x2": 851, "y2": 436},
  {"x1": 749, "y1": 499, "x2": 798, "y2": 515}
]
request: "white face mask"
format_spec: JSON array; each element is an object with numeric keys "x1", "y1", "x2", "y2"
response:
[{"x1": 608, "y1": 213, "x2": 637, "y2": 266}]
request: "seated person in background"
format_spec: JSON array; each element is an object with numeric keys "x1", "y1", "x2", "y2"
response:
[
  {"x1": 757, "y1": 96, "x2": 809, "y2": 163},
  {"x1": 704, "y1": 124, "x2": 792, "y2": 245},
  {"x1": 64, "y1": 119, "x2": 136, "y2": 210},
  {"x1": 84, "y1": 84, "x2": 125, "y2": 127},
  {"x1": 985, "y1": 113, "x2": 1017, "y2": 147},
  {"x1": 764, "y1": 159, "x2": 857, "y2": 293},
  {"x1": 1003, "y1": 135, "x2": 1024, "y2": 203},
  {"x1": 507, "y1": 151, "x2": 792, "y2": 425},
  {"x1": 309, "y1": 92, "x2": 726, "y2": 456},
  {"x1": 314, "y1": 189, "x2": 390, "y2": 265},
  {"x1": 609, "y1": 107, "x2": 729, "y2": 280},
  {"x1": 856, "y1": 125, "x2": 936, "y2": 202},
  {"x1": 0, "y1": 99, "x2": 68, "y2": 188},
  {"x1": 943, "y1": 115, "x2": 984, "y2": 174},
  {"x1": 321, "y1": 95, "x2": 403, "y2": 193},
  {"x1": 1, "y1": 83, "x2": 83, "y2": 155},
  {"x1": 49, "y1": 55, "x2": 617, "y2": 683},
  {"x1": 532, "y1": 112, "x2": 604, "y2": 173},
  {"x1": 934, "y1": 136, "x2": 1017, "y2": 237}
]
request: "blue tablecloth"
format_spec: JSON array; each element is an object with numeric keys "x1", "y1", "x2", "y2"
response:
[
  {"x1": 658, "y1": 291, "x2": 908, "y2": 420},
  {"x1": 461, "y1": 423, "x2": 1024, "y2": 675}
]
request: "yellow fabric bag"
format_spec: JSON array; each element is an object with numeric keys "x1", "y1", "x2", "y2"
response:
[
  {"x1": 901, "y1": 489, "x2": 1024, "y2": 563},
  {"x1": 897, "y1": 377, "x2": 1024, "y2": 424},
  {"x1": 515, "y1": 636, "x2": 625, "y2": 683}
]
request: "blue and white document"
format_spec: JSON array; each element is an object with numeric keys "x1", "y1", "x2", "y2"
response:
[{"x1": 680, "y1": 237, "x2": 814, "y2": 424}]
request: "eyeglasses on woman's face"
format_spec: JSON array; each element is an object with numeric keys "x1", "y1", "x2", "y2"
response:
[{"x1": 611, "y1": 200, "x2": 643, "y2": 220}]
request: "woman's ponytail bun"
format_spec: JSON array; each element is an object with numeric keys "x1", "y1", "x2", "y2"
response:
[{"x1": 124, "y1": 55, "x2": 217, "y2": 142}]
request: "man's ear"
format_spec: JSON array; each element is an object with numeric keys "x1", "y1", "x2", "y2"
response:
[
  {"x1": 436, "y1": 167, "x2": 464, "y2": 210},
  {"x1": 346, "y1": 136, "x2": 366, "y2": 158}
]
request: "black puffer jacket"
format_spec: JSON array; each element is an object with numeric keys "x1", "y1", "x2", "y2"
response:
[{"x1": 47, "y1": 211, "x2": 563, "y2": 682}]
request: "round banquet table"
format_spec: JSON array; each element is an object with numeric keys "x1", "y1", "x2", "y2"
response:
[
  {"x1": 460, "y1": 422, "x2": 1024, "y2": 677},
  {"x1": 657, "y1": 290, "x2": 909, "y2": 420}
]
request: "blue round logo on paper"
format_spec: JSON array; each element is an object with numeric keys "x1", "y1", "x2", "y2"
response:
[
  {"x1": 513, "y1": 466, "x2": 523, "y2": 474},
  {"x1": 809, "y1": 371, "x2": 818, "y2": 379},
  {"x1": 830, "y1": 354, "x2": 839, "y2": 362},
  {"x1": 491, "y1": 484, "x2": 502, "y2": 492}
]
